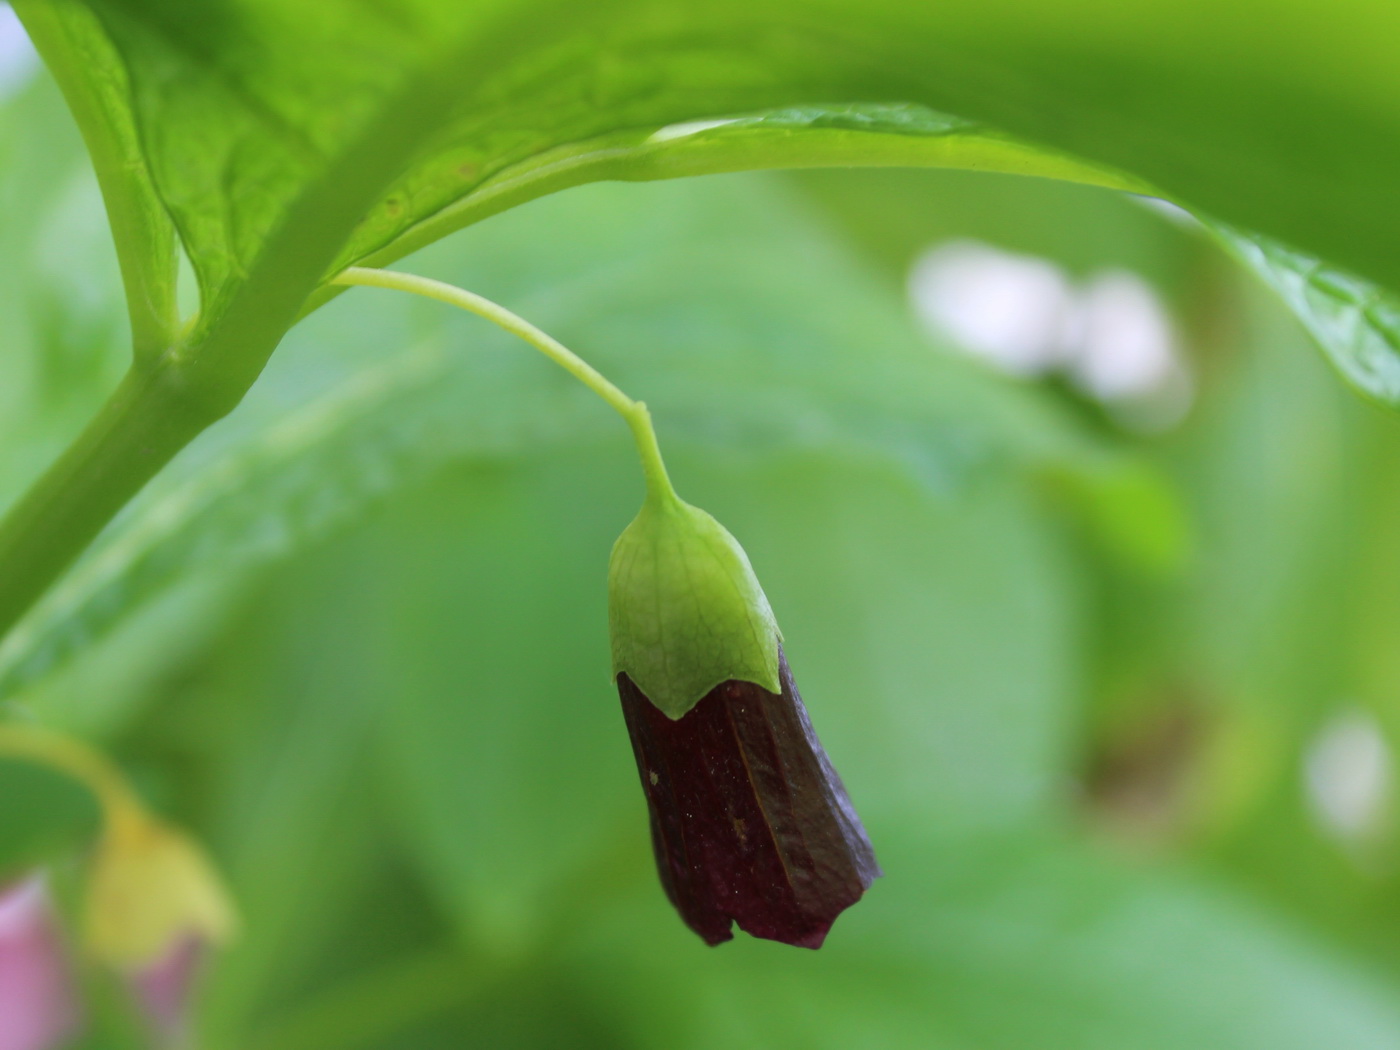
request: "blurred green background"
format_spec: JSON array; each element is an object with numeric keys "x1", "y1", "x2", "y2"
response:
[{"x1": 6, "y1": 17, "x2": 1400, "y2": 1047}]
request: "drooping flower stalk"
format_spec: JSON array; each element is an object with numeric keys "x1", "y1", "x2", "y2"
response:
[{"x1": 331, "y1": 266, "x2": 879, "y2": 947}]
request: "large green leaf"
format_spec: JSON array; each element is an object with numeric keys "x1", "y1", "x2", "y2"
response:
[
  {"x1": 3, "y1": 2, "x2": 1395, "y2": 647},
  {"x1": 21, "y1": 0, "x2": 1400, "y2": 348},
  {"x1": 21, "y1": 6, "x2": 1400, "y2": 423}
]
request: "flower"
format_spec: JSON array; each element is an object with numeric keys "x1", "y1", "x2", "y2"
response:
[
  {"x1": 0, "y1": 877, "x2": 80, "y2": 1050},
  {"x1": 609, "y1": 495, "x2": 879, "y2": 948},
  {"x1": 0, "y1": 724, "x2": 237, "y2": 1041},
  {"x1": 618, "y1": 649, "x2": 880, "y2": 948},
  {"x1": 84, "y1": 810, "x2": 236, "y2": 1038}
]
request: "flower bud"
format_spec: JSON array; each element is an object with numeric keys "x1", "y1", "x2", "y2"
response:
[
  {"x1": 609, "y1": 497, "x2": 879, "y2": 947},
  {"x1": 84, "y1": 813, "x2": 235, "y2": 972}
]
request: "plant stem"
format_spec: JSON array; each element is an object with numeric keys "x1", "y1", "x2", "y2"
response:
[
  {"x1": 0, "y1": 724, "x2": 144, "y2": 825},
  {"x1": 0, "y1": 364, "x2": 213, "y2": 641},
  {"x1": 332, "y1": 267, "x2": 680, "y2": 505}
]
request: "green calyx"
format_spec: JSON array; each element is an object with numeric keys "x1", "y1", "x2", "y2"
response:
[{"x1": 609, "y1": 492, "x2": 781, "y2": 719}]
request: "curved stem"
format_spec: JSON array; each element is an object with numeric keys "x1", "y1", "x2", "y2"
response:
[
  {"x1": 331, "y1": 267, "x2": 679, "y2": 505},
  {"x1": 623, "y1": 404, "x2": 676, "y2": 509},
  {"x1": 0, "y1": 724, "x2": 145, "y2": 828}
]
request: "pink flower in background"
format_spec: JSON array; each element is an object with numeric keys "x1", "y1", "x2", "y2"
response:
[
  {"x1": 130, "y1": 935, "x2": 203, "y2": 1044},
  {"x1": 0, "y1": 877, "x2": 80, "y2": 1050}
]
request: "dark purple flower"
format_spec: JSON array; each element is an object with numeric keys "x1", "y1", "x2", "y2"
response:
[{"x1": 618, "y1": 647, "x2": 879, "y2": 949}]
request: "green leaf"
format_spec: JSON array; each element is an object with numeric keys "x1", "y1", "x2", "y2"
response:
[
  {"x1": 28, "y1": 4, "x2": 1397, "y2": 434},
  {"x1": 0, "y1": 753, "x2": 101, "y2": 879},
  {"x1": 1214, "y1": 225, "x2": 1400, "y2": 410},
  {"x1": 158, "y1": 536, "x2": 407, "y2": 1043},
  {"x1": 7, "y1": 2, "x2": 1392, "y2": 636},
  {"x1": 38, "y1": 0, "x2": 1400, "y2": 330}
]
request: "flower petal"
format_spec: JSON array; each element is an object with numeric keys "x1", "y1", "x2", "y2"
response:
[{"x1": 618, "y1": 647, "x2": 879, "y2": 948}]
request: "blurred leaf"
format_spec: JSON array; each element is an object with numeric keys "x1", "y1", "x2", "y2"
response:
[
  {"x1": 368, "y1": 456, "x2": 638, "y2": 950},
  {"x1": 15, "y1": 0, "x2": 177, "y2": 353},
  {"x1": 574, "y1": 831, "x2": 1400, "y2": 1050},
  {"x1": 150, "y1": 531, "x2": 410, "y2": 1045},
  {"x1": 1165, "y1": 282, "x2": 1400, "y2": 966},
  {"x1": 0, "y1": 72, "x2": 127, "y2": 482},
  {"x1": 1039, "y1": 459, "x2": 1190, "y2": 577},
  {"x1": 1182, "y1": 286, "x2": 1367, "y2": 720},
  {"x1": 0, "y1": 754, "x2": 100, "y2": 879},
  {"x1": 0, "y1": 346, "x2": 454, "y2": 701}
]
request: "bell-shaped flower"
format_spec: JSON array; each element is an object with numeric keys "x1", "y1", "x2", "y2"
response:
[
  {"x1": 609, "y1": 495, "x2": 879, "y2": 948},
  {"x1": 84, "y1": 809, "x2": 236, "y2": 1038}
]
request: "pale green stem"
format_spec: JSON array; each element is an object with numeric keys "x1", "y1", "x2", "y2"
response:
[
  {"x1": 0, "y1": 724, "x2": 146, "y2": 830},
  {"x1": 331, "y1": 267, "x2": 679, "y2": 504}
]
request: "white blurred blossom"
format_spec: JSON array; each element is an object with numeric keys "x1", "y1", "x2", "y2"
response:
[
  {"x1": 908, "y1": 241, "x2": 1077, "y2": 377},
  {"x1": 1071, "y1": 271, "x2": 1176, "y2": 399},
  {"x1": 908, "y1": 240, "x2": 1192, "y2": 429},
  {"x1": 1306, "y1": 709, "x2": 1393, "y2": 844}
]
